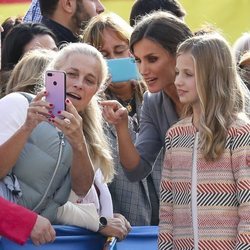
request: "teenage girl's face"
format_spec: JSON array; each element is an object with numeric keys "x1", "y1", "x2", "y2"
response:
[
  {"x1": 24, "y1": 34, "x2": 57, "y2": 53},
  {"x1": 174, "y1": 52, "x2": 199, "y2": 107},
  {"x1": 60, "y1": 53, "x2": 101, "y2": 112},
  {"x1": 133, "y1": 38, "x2": 176, "y2": 93},
  {"x1": 99, "y1": 28, "x2": 130, "y2": 59}
]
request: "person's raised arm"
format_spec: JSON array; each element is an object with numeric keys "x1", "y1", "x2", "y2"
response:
[{"x1": 101, "y1": 100, "x2": 140, "y2": 171}]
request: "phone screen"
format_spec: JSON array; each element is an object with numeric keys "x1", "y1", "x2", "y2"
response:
[{"x1": 45, "y1": 70, "x2": 66, "y2": 117}]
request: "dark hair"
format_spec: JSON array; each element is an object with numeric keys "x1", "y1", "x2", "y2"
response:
[
  {"x1": 130, "y1": 11, "x2": 192, "y2": 56},
  {"x1": 39, "y1": 0, "x2": 59, "y2": 17},
  {"x1": 1, "y1": 16, "x2": 23, "y2": 43},
  {"x1": 1, "y1": 22, "x2": 57, "y2": 71},
  {"x1": 130, "y1": 0, "x2": 186, "y2": 26}
]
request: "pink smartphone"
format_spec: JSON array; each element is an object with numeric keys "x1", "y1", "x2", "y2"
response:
[{"x1": 45, "y1": 70, "x2": 66, "y2": 117}]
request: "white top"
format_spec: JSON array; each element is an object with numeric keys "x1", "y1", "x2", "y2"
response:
[
  {"x1": 69, "y1": 169, "x2": 113, "y2": 218},
  {"x1": 57, "y1": 169, "x2": 113, "y2": 231},
  {"x1": 192, "y1": 132, "x2": 199, "y2": 249},
  {"x1": 0, "y1": 93, "x2": 30, "y2": 144}
]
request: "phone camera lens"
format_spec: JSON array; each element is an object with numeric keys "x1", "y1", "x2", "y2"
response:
[
  {"x1": 53, "y1": 81, "x2": 57, "y2": 86},
  {"x1": 47, "y1": 73, "x2": 53, "y2": 77}
]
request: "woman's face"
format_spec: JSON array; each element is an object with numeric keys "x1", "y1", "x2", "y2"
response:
[
  {"x1": 99, "y1": 28, "x2": 130, "y2": 59},
  {"x1": 99, "y1": 28, "x2": 131, "y2": 91},
  {"x1": 133, "y1": 38, "x2": 176, "y2": 93},
  {"x1": 60, "y1": 53, "x2": 101, "y2": 112},
  {"x1": 24, "y1": 34, "x2": 57, "y2": 53}
]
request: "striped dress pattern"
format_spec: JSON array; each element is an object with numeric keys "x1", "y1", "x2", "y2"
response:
[{"x1": 159, "y1": 117, "x2": 250, "y2": 250}]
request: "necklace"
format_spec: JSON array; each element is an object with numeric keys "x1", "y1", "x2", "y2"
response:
[
  {"x1": 125, "y1": 99, "x2": 133, "y2": 113},
  {"x1": 117, "y1": 96, "x2": 136, "y2": 116}
]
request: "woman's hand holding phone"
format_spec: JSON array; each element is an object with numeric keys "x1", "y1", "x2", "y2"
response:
[
  {"x1": 22, "y1": 91, "x2": 52, "y2": 133},
  {"x1": 44, "y1": 70, "x2": 87, "y2": 150},
  {"x1": 23, "y1": 69, "x2": 67, "y2": 133},
  {"x1": 50, "y1": 98, "x2": 85, "y2": 150}
]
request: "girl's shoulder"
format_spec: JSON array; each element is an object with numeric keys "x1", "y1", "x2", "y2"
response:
[
  {"x1": 167, "y1": 117, "x2": 196, "y2": 137},
  {"x1": 228, "y1": 114, "x2": 250, "y2": 137}
]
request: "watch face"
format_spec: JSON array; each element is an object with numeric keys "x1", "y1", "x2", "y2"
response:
[{"x1": 99, "y1": 216, "x2": 108, "y2": 226}]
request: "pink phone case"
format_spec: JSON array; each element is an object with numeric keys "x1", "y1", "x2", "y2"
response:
[{"x1": 45, "y1": 70, "x2": 66, "y2": 117}]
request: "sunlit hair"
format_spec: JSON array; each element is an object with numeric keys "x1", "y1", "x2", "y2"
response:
[
  {"x1": 48, "y1": 42, "x2": 114, "y2": 182},
  {"x1": 5, "y1": 49, "x2": 56, "y2": 95},
  {"x1": 82, "y1": 12, "x2": 147, "y2": 102},
  {"x1": 177, "y1": 33, "x2": 249, "y2": 161}
]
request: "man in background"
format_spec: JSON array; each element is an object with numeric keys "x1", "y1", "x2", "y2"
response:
[{"x1": 24, "y1": 0, "x2": 105, "y2": 45}]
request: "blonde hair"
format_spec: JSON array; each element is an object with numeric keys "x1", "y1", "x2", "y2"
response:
[
  {"x1": 82, "y1": 12, "x2": 147, "y2": 102},
  {"x1": 5, "y1": 49, "x2": 56, "y2": 95},
  {"x1": 177, "y1": 33, "x2": 248, "y2": 161},
  {"x1": 48, "y1": 42, "x2": 114, "y2": 183}
]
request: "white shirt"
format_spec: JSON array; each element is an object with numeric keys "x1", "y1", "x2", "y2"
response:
[
  {"x1": 69, "y1": 169, "x2": 113, "y2": 218},
  {"x1": 0, "y1": 93, "x2": 30, "y2": 145},
  {"x1": 192, "y1": 132, "x2": 199, "y2": 250}
]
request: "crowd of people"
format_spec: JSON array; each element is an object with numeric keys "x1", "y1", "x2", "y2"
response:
[{"x1": 0, "y1": 0, "x2": 250, "y2": 249}]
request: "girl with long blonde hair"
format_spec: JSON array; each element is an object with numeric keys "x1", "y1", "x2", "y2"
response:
[{"x1": 159, "y1": 33, "x2": 250, "y2": 249}]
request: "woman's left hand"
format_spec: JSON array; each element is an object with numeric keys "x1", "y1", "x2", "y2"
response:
[
  {"x1": 99, "y1": 213, "x2": 131, "y2": 241},
  {"x1": 50, "y1": 99, "x2": 84, "y2": 149},
  {"x1": 51, "y1": 98, "x2": 94, "y2": 196}
]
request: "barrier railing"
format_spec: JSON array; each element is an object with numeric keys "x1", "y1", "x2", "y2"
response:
[{"x1": 0, "y1": 225, "x2": 158, "y2": 250}]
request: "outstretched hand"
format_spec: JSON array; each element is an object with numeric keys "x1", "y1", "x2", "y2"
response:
[
  {"x1": 100, "y1": 100, "x2": 128, "y2": 128},
  {"x1": 49, "y1": 98, "x2": 85, "y2": 150}
]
